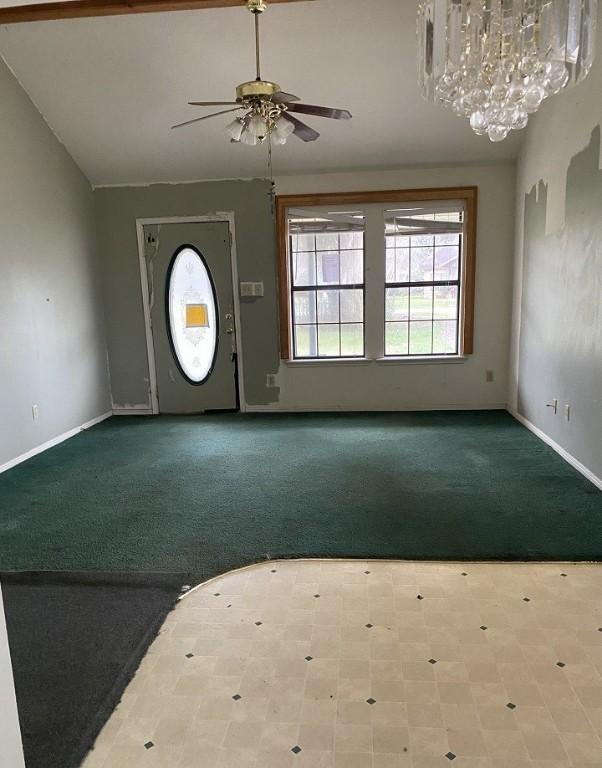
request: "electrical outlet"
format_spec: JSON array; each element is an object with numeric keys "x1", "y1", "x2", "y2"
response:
[
  {"x1": 565, "y1": 404, "x2": 571, "y2": 421},
  {"x1": 485, "y1": 369, "x2": 494, "y2": 383},
  {"x1": 266, "y1": 373, "x2": 277, "y2": 388},
  {"x1": 32, "y1": 404, "x2": 39, "y2": 420}
]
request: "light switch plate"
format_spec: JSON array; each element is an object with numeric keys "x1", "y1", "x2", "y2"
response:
[{"x1": 240, "y1": 281, "x2": 264, "y2": 298}]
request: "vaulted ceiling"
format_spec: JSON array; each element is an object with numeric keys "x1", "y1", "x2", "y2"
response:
[{"x1": 0, "y1": 0, "x2": 521, "y2": 186}]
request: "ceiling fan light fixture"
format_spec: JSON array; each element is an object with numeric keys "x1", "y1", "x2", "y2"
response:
[
  {"x1": 275, "y1": 114, "x2": 295, "y2": 139},
  {"x1": 239, "y1": 127, "x2": 258, "y2": 146},
  {"x1": 225, "y1": 117, "x2": 245, "y2": 142},
  {"x1": 247, "y1": 113, "x2": 269, "y2": 139}
]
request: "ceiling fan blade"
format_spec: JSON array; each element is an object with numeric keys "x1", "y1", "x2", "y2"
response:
[
  {"x1": 286, "y1": 103, "x2": 352, "y2": 120},
  {"x1": 285, "y1": 113, "x2": 320, "y2": 142},
  {"x1": 188, "y1": 101, "x2": 240, "y2": 106},
  {"x1": 272, "y1": 91, "x2": 301, "y2": 104},
  {"x1": 171, "y1": 107, "x2": 242, "y2": 129}
]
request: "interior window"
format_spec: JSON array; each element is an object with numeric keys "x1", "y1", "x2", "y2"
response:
[
  {"x1": 277, "y1": 188, "x2": 476, "y2": 361},
  {"x1": 289, "y1": 210, "x2": 365, "y2": 359},
  {"x1": 385, "y1": 206, "x2": 463, "y2": 357}
]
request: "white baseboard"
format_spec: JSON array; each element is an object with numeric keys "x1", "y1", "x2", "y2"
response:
[
  {"x1": 245, "y1": 403, "x2": 507, "y2": 413},
  {"x1": 0, "y1": 411, "x2": 112, "y2": 475},
  {"x1": 508, "y1": 408, "x2": 602, "y2": 491},
  {"x1": 112, "y1": 407, "x2": 154, "y2": 416}
]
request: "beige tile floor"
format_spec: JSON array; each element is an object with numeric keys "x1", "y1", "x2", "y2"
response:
[{"x1": 81, "y1": 560, "x2": 602, "y2": 768}]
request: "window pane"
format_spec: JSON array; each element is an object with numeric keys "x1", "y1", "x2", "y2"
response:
[
  {"x1": 291, "y1": 251, "x2": 316, "y2": 286},
  {"x1": 340, "y1": 324, "x2": 364, "y2": 356},
  {"x1": 410, "y1": 286, "x2": 433, "y2": 320},
  {"x1": 386, "y1": 287, "x2": 409, "y2": 321},
  {"x1": 385, "y1": 322, "x2": 408, "y2": 355},
  {"x1": 295, "y1": 324, "x2": 317, "y2": 357},
  {"x1": 395, "y1": 249, "x2": 410, "y2": 282},
  {"x1": 434, "y1": 286, "x2": 458, "y2": 319},
  {"x1": 383, "y1": 204, "x2": 463, "y2": 359},
  {"x1": 386, "y1": 249, "x2": 396, "y2": 281},
  {"x1": 317, "y1": 290, "x2": 339, "y2": 323},
  {"x1": 318, "y1": 324, "x2": 340, "y2": 356},
  {"x1": 410, "y1": 247, "x2": 434, "y2": 282},
  {"x1": 339, "y1": 231, "x2": 364, "y2": 250},
  {"x1": 340, "y1": 250, "x2": 363, "y2": 284},
  {"x1": 317, "y1": 251, "x2": 340, "y2": 285},
  {"x1": 410, "y1": 233, "x2": 434, "y2": 248},
  {"x1": 289, "y1": 210, "x2": 365, "y2": 360},
  {"x1": 167, "y1": 247, "x2": 217, "y2": 384},
  {"x1": 433, "y1": 320, "x2": 458, "y2": 354},
  {"x1": 340, "y1": 289, "x2": 363, "y2": 322},
  {"x1": 296, "y1": 233, "x2": 315, "y2": 252},
  {"x1": 316, "y1": 232, "x2": 339, "y2": 251},
  {"x1": 293, "y1": 290, "x2": 317, "y2": 324},
  {"x1": 434, "y1": 246, "x2": 459, "y2": 281},
  {"x1": 435, "y1": 232, "x2": 460, "y2": 246},
  {"x1": 409, "y1": 321, "x2": 433, "y2": 354}
]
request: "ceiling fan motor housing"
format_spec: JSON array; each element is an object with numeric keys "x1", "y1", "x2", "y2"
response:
[{"x1": 236, "y1": 80, "x2": 281, "y2": 101}]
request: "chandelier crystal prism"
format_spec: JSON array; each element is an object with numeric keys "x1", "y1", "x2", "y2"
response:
[{"x1": 417, "y1": 0, "x2": 597, "y2": 142}]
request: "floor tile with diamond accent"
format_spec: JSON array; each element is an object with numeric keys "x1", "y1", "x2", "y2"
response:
[{"x1": 81, "y1": 559, "x2": 602, "y2": 768}]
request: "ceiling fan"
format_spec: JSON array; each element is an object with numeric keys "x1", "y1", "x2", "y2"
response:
[{"x1": 171, "y1": 0, "x2": 351, "y2": 146}]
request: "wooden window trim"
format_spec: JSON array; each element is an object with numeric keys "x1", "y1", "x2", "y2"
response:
[{"x1": 276, "y1": 186, "x2": 477, "y2": 361}]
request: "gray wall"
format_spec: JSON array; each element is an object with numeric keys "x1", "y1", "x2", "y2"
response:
[
  {"x1": 272, "y1": 164, "x2": 515, "y2": 411},
  {"x1": 96, "y1": 166, "x2": 516, "y2": 414},
  {"x1": 509, "y1": 18, "x2": 602, "y2": 484},
  {"x1": 94, "y1": 179, "x2": 280, "y2": 408},
  {"x1": 517, "y1": 130, "x2": 602, "y2": 480},
  {"x1": 0, "y1": 58, "x2": 111, "y2": 467}
]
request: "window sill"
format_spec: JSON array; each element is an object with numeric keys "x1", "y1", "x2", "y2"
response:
[
  {"x1": 375, "y1": 355, "x2": 468, "y2": 365},
  {"x1": 283, "y1": 355, "x2": 468, "y2": 367},
  {"x1": 284, "y1": 357, "x2": 372, "y2": 367}
]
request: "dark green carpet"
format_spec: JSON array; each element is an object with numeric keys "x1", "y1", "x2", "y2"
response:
[
  {"x1": 2, "y1": 572, "x2": 185, "y2": 768},
  {"x1": 0, "y1": 411, "x2": 600, "y2": 581}
]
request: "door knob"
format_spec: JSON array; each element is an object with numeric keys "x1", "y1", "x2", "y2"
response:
[{"x1": 226, "y1": 327, "x2": 234, "y2": 334}]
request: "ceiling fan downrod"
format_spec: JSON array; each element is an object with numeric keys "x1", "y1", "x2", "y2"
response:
[
  {"x1": 247, "y1": 0, "x2": 267, "y2": 82},
  {"x1": 236, "y1": 0, "x2": 280, "y2": 101}
]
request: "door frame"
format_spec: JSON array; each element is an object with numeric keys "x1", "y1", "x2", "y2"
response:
[{"x1": 135, "y1": 213, "x2": 245, "y2": 414}]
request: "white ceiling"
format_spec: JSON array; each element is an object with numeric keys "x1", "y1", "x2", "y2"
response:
[{"x1": 0, "y1": 0, "x2": 521, "y2": 186}]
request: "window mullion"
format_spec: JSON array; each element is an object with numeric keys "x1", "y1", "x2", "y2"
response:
[{"x1": 364, "y1": 206, "x2": 384, "y2": 360}]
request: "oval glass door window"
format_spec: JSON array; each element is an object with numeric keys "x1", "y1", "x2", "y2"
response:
[{"x1": 166, "y1": 246, "x2": 218, "y2": 384}]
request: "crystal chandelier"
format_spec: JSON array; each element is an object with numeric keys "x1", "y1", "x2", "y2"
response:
[{"x1": 417, "y1": 0, "x2": 598, "y2": 141}]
